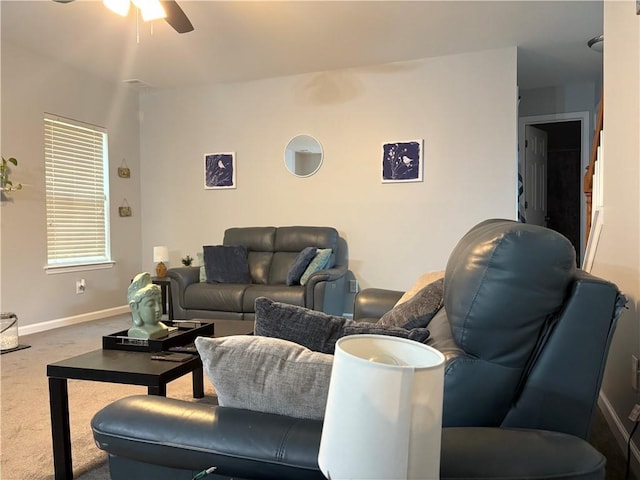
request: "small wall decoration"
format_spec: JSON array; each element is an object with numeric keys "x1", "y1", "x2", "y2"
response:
[
  {"x1": 204, "y1": 152, "x2": 236, "y2": 189},
  {"x1": 381, "y1": 140, "x2": 423, "y2": 183},
  {"x1": 118, "y1": 198, "x2": 132, "y2": 217},
  {"x1": 117, "y1": 158, "x2": 131, "y2": 178}
]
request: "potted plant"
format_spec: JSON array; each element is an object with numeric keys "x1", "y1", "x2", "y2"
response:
[
  {"x1": 181, "y1": 255, "x2": 194, "y2": 266},
  {"x1": 1, "y1": 157, "x2": 23, "y2": 191}
]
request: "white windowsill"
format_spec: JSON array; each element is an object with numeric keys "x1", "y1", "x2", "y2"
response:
[{"x1": 44, "y1": 261, "x2": 115, "y2": 274}]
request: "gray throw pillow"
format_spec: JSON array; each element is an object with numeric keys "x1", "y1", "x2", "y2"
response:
[
  {"x1": 286, "y1": 247, "x2": 317, "y2": 286},
  {"x1": 254, "y1": 297, "x2": 430, "y2": 354},
  {"x1": 255, "y1": 297, "x2": 347, "y2": 353},
  {"x1": 195, "y1": 335, "x2": 333, "y2": 420},
  {"x1": 203, "y1": 245, "x2": 251, "y2": 283},
  {"x1": 378, "y1": 278, "x2": 444, "y2": 329},
  {"x1": 342, "y1": 322, "x2": 430, "y2": 343}
]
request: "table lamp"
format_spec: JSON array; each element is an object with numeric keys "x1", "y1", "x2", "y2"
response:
[
  {"x1": 153, "y1": 246, "x2": 169, "y2": 278},
  {"x1": 318, "y1": 335, "x2": 445, "y2": 480}
]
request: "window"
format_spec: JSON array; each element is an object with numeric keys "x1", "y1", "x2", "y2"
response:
[{"x1": 44, "y1": 114, "x2": 111, "y2": 269}]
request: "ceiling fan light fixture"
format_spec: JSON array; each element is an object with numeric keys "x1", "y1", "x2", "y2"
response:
[
  {"x1": 103, "y1": 0, "x2": 130, "y2": 17},
  {"x1": 132, "y1": 0, "x2": 167, "y2": 22}
]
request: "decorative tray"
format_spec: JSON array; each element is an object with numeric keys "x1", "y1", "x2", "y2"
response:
[{"x1": 103, "y1": 320, "x2": 214, "y2": 352}]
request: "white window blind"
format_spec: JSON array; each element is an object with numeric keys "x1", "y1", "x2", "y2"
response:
[{"x1": 45, "y1": 115, "x2": 111, "y2": 267}]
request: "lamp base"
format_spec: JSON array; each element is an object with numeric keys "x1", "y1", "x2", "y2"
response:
[{"x1": 155, "y1": 262, "x2": 167, "y2": 278}]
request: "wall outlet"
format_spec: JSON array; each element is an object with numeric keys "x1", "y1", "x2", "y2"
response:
[
  {"x1": 632, "y1": 355, "x2": 639, "y2": 391},
  {"x1": 349, "y1": 279, "x2": 358, "y2": 294},
  {"x1": 76, "y1": 279, "x2": 86, "y2": 294}
]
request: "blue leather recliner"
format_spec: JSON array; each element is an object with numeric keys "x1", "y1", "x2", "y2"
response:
[{"x1": 92, "y1": 219, "x2": 626, "y2": 479}]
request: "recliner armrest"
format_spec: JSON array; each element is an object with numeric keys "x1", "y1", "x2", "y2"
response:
[
  {"x1": 353, "y1": 288, "x2": 403, "y2": 321},
  {"x1": 93, "y1": 396, "x2": 605, "y2": 480},
  {"x1": 92, "y1": 395, "x2": 324, "y2": 480}
]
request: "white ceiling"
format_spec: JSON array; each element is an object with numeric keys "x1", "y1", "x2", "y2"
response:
[{"x1": 1, "y1": 0, "x2": 604, "y2": 91}]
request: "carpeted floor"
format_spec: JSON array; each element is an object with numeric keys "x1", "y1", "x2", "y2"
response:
[
  {"x1": 0, "y1": 314, "x2": 217, "y2": 480},
  {"x1": 0, "y1": 314, "x2": 636, "y2": 480}
]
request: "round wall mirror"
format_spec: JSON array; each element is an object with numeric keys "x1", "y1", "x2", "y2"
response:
[{"x1": 284, "y1": 135, "x2": 323, "y2": 177}]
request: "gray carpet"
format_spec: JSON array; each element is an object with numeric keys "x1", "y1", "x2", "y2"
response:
[
  {"x1": 0, "y1": 314, "x2": 217, "y2": 480},
  {"x1": 0, "y1": 314, "x2": 635, "y2": 480}
]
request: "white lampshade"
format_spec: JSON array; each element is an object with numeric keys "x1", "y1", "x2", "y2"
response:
[
  {"x1": 153, "y1": 246, "x2": 169, "y2": 263},
  {"x1": 318, "y1": 335, "x2": 445, "y2": 480}
]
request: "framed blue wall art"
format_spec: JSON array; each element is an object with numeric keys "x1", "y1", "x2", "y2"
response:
[
  {"x1": 381, "y1": 140, "x2": 423, "y2": 183},
  {"x1": 204, "y1": 152, "x2": 236, "y2": 189}
]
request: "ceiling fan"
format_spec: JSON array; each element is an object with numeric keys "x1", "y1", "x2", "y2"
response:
[{"x1": 53, "y1": 0, "x2": 194, "y2": 34}]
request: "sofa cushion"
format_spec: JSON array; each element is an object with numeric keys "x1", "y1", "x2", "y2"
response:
[
  {"x1": 195, "y1": 335, "x2": 333, "y2": 420},
  {"x1": 184, "y1": 283, "x2": 247, "y2": 312},
  {"x1": 378, "y1": 277, "x2": 444, "y2": 329},
  {"x1": 254, "y1": 297, "x2": 430, "y2": 354},
  {"x1": 223, "y1": 227, "x2": 276, "y2": 252},
  {"x1": 300, "y1": 248, "x2": 332, "y2": 286},
  {"x1": 242, "y1": 285, "x2": 306, "y2": 313},
  {"x1": 203, "y1": 245, "x2": 251, "y2": 283},
  {"x1": 286, "y1": 247, "x2": 317, "y2": 286},
  {"x1": 268, "y1": 252, "x2": 299, "y2": 285},
  {"x1": 274, "y1": 226, "x2": 338, "y2": 251}
]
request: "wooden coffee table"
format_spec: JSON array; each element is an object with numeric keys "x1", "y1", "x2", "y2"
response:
[{"x1": 47, "y1": 348, "x2": 204, "y2": 480}]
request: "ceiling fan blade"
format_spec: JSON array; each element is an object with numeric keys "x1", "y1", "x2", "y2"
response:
[{"x1": 161, "y1": 1, "x2": 194, "y2": 34}]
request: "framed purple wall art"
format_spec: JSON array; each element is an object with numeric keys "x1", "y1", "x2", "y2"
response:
[
  {"x1": 204, "y1": 152, "x2": 236, "y2": 189},
  {"x1": 381, "y1": 140, "x2": 423, "y2": 183}
]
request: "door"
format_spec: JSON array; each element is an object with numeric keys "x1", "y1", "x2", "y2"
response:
[{"x1": 524, "y1": 125, "x2": 548, "y2": 227}]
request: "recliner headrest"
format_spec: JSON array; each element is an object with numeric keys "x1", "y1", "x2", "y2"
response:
[{"x1": 444, "y1": 219, "x2": 576, "y2": 366}]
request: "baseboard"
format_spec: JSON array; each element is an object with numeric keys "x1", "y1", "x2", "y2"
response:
[
  {"x1": 19, "y1": 306, "x2": 130, "y2": 336},
  {"x1": 598, "y1": 392, "x2": 640, "y2": 477}
]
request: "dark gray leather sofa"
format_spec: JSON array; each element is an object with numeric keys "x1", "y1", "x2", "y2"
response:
[
  {"x1": 168, "y1": 226, "x2": 348, "y2": 320},
  {"x1": 92, "y1": 219, "x2": 625, "y2": 479}
]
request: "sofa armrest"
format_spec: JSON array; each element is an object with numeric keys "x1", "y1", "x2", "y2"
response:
[
  {"x1": 304, "y1": 265, "x2": 348, "y2": 315},
  {"x1": 93, "y1": 396, "x2": 606, "y2": 480},
  {"x1": 353, "y1": 288, "x2": 403, "y2": 321},
  {"x1": 304, "y1": 265, "x2": 347, "y2": 288},
  {"x1": 167, "y1": 267, "x2": 201, "y2": 319}
]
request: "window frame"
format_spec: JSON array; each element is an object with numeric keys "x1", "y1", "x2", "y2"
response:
[{"x1": 44, "y1": 113, "x2": 113, "y2": 272}]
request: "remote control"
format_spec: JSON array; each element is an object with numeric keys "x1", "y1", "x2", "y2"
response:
[
  {"x1": 150, "y1": 351, "x2": 194, "y2": 362},
  {"x1": 168, "y1": 343, "x2": 198, "y2": 354}
]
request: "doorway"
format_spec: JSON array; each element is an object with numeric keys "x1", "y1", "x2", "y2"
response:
[{"x1": 518, "y1": 112, "x2": 590, "y2": 264}]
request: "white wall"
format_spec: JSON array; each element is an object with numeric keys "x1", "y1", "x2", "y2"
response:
[
  {"x1": 519, "y1": 81, "x2": 601, "y2": 118},
  {"x1": 139, "y1": 47, "x2": 518, "y2": 304},
  {"x1": 0, "y1": 44, "x2": 517, "y2": 330},
  {"x1": 0, "y1": 43, "x2": 142, "y2": 330},
  {"x1": 596, "y1": 0, "x2": 640, "y2": 467}
]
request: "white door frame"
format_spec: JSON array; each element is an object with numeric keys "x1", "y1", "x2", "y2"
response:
[{"x1": 518, "y1": 111, "x2": 590, "y2": 260}]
